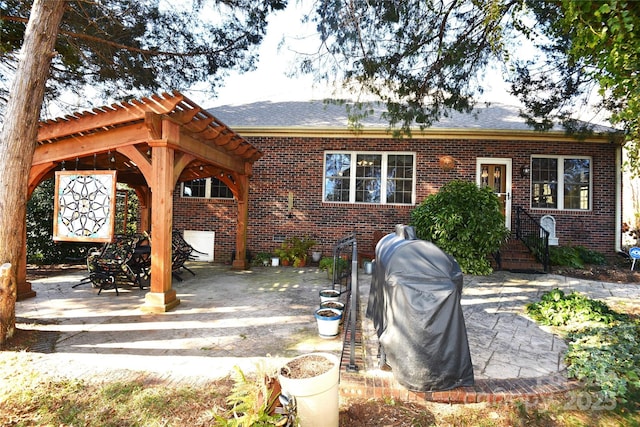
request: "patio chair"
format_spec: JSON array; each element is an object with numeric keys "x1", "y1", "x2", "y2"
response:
[
  {"x1": 86, "y1": 234, "x2": 146, "y2": 295},
  {"x1": 172, "y1": 230, "x2": 196, "y2": 281},
  {"x1": 127, "y1": 232, "x2": 151, "y2": 288}
]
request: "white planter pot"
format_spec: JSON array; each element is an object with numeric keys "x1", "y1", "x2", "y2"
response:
[
  {"x1": 278, "y1": 353, "x2": 340, "y2": 427},
  {"x1": 363, "y1": 260, "x2": 374, "y2": 274},
  {"x1": 320, "y1": 301, "x2": 345, "y2": 324},
  {"x1": 314, "y1": 307, "x2": 341, "y2": 338},
  {"x1": 319, "y1": 289, "x2": 340, "y2": 303},
  {"x1": 311, "y1": 251, "x2": 322, "y2": 263},
  {"x1": 319, "y1": 300, "x2": 344, "y2": 313},
  {"x1": 271, "y1": 257, "x2": 280, "y2": 267}
]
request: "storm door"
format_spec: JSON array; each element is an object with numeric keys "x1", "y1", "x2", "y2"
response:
[{"x1": 477, "y1": 158, "x2": 512, "y2": 230}]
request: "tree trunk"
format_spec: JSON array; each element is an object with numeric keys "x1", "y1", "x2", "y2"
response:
[
  {"x1": 0, "y1": 0, "x2": 66, "y2": 344},
  {"x1": 0, "y1": 264, "x2": 16, "y2": 345}
]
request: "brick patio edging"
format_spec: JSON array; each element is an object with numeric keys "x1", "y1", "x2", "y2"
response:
[
  {"x1": 337, "y1": 295, "x2": 581, "y2": 404},
  {"x1": 338, "y1": 371, "x2": 581, "y2": 404}
]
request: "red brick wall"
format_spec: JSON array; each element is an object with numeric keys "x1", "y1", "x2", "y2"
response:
[{"x1": 173, "y1": 135, "x2": 619, "y2": 262}]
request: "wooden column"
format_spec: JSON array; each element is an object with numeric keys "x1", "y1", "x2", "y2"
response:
[
  {"x1": 232, "y1": 174, "x2": 249, "y2": 270},
  {"x1": 141, "y1": 141, "x2": 180, "y2": 313}
]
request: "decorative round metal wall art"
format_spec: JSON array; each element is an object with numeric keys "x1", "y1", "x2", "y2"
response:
[{"x1": 54, "y1": 171, "x2": 117, "y2": 242}]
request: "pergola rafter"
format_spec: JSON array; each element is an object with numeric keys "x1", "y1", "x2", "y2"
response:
[{"x1": 18, "y1": 91, "x2": 262, "y2": 313}]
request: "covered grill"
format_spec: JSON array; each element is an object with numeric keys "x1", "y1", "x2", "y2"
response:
[{"x1": 366, "y1": 225, "x2": 474, "y2": 391}]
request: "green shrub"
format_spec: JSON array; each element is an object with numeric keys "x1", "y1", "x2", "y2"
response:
[
  {"x1": 250, "y1": 252, "x2": 272, "y2": 266},
  {"x1": 410, "y1": 180, "x2": 509, "y2": 275},
  {"x1": 575, "y1": 246, "x2": 607, "y2": 265},
  {"x1": 526, "y1": 288, "x2": 639, "y2": 404},
  {"x1": 549, "y1": 245, "x2": 607, "y2": 268},
  {"x1": 549, "y1": 246, "x2": 584, "y2": 268}
]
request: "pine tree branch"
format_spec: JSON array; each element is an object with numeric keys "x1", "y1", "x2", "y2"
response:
[{"x1": 0, "y1": 14, "x2": 247, "y2": 57}]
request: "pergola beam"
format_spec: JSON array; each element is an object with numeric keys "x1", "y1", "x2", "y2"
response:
[
  {"x1": 37, "y1": 92, "x2": 184, "y2": 142},
  {"x1": 33, "y1": 123, "x2": 148, "y2": 165},
  {"x1": 175, "y1": 128, "x2": 246, "y2": 174}
]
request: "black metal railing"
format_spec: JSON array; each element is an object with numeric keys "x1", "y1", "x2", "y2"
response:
[
  {"x1": 514, "y1": 206, "x2": 550, "y2": 272},
  {"x1": 332, "y1": 232, "x2": 359, "y2": 372}
]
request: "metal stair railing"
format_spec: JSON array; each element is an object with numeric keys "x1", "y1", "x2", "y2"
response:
[
  {"x1": 514, "y1": 206, "x2": 550, "y2": 272},
  {"x1": 332, "y1": 232, "x2": 359, "y2": 373}
]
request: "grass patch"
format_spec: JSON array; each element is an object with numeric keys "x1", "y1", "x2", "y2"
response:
[
  {"x1": 1, "y1": 373, "x2": 640, "y2": 426},
  {"x1": 0, "y1": 371, "x2": 232, "y2": 427}
]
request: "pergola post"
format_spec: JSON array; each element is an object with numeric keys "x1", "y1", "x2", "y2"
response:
[
  {"x1": 142, "y1": 142, "x2": 180, "y2": 313},
  {"x1": 232, "y1": 174, "x2": 250, "y2": 270}
]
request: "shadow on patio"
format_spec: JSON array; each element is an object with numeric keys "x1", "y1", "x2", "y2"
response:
[{"x1": 15, "y1": 263, "x2": 344, "y2": 385}]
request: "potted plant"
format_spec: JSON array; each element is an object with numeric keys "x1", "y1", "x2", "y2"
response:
[
  {"x1": 314, "y1": 307, "x2": 341, "y2": 338},
  {"x1": 274, "y1": 245, "x2": 291, "y2": 266},
  {"x1": 252, "y1": 252, "x2": 272, "y2": 267},
  {"x1": 215, "y1": 365, "x2": 288, "y2": 426},
  {"x1": 318, "y1": 256, "x2": 348, "y2": 280},
  {"x1": 319, "y1": 288, "x2": 340, "y2": 302},
  {"x1": 278, "y1": 353, "x2": 340, "y2": 427},
  {"x1": 278, "y1": 236, "x2": 317, "y2": 267}
]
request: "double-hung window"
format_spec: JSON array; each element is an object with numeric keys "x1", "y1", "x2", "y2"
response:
[
  {"x1": 181, "y1": 177, "x2": 234, "y2": 199},
  {"x1": 530, "y1": 156, "x2": 591, "y2": 210},
  {"x1": 323, "y1": 151, "x2": 415, "y2": 205}
]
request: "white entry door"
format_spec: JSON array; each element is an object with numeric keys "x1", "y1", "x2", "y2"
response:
[{"x1": 476, "y1": 158, "x2": 512, "y2": 230}]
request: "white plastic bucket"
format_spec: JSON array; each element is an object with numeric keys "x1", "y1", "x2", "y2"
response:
[{"x1": 278, "y1": 353, "x2": 340, "y2": 427}]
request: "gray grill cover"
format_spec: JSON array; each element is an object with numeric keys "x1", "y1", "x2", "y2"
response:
[{"x1": 366, "y1": 225, "x2": 474, "y2": 391}]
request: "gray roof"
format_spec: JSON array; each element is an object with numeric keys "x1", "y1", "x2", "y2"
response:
[{"x1": 209, "y1": 100, "x2": 616, "y2": 133}]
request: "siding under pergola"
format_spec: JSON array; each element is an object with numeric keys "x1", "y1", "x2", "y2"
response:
[{"x1": 20, "y1": 91, "x2": 262, "y2": 312}]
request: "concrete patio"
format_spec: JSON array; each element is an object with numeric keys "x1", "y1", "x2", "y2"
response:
[{"x1": 3, "y1": 262, "x2": 640, "y2": 403}]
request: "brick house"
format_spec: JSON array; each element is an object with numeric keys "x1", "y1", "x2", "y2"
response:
[{"x1": 172, "y1": 100, "x2": 623, "y2": 265}]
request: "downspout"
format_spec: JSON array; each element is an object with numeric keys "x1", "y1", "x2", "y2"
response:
[{"x1": 616, "y1": 145, "x2": 622, "y2": 252}]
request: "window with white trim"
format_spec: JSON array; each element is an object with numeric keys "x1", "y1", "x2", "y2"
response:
[
  {"x1": 530, "y1": 156, "x2": 591, "y2": 210},
  {"x1": 181, "y1": 177, "x2": 233, "y2": 199},
  {"x1": 323, "y1": 151, "x2": 415, "y2": 204}
]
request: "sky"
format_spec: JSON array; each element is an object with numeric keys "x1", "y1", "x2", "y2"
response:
[
  {"x1": 195, "y1": 2, "x2": 611, "y2": 127},
  {"x1": 191, "y1": 2, "x2": 333, "y2": 108},
  {"x1": 48, "y1": 1, "x2": 605, "y2": 125},
  {"x1": 193, "y1": 1, "x2": 520, "y2": 109}
]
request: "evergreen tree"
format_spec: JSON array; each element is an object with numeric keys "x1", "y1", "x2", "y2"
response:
[{"x1": 0, "y1": 0, "x2": 285, "y2": 343}]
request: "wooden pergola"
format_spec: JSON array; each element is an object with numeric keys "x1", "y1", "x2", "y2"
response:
[{"x1": 18, "y1": 91, "x2": 262, "y2": 312}]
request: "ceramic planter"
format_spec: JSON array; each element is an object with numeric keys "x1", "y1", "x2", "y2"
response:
[
  {"x1": 319, "y1": 289, "x2": 340, "y2": 302},
  {"x1": 319, "y1": 300, "x2": 344, "y2": 313},
  {"x1": 314, "y1": 307, "x2": 341, "y2": 338},
  {"x1": 278, "y1": 353, "x2": 340, "y2": 427},
  {"x1": 271, "y1": 257, "x2": 280, "y2": 267},
  {"x1": 320, "y1": 301, "x2": 345, "y2": 324}
]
